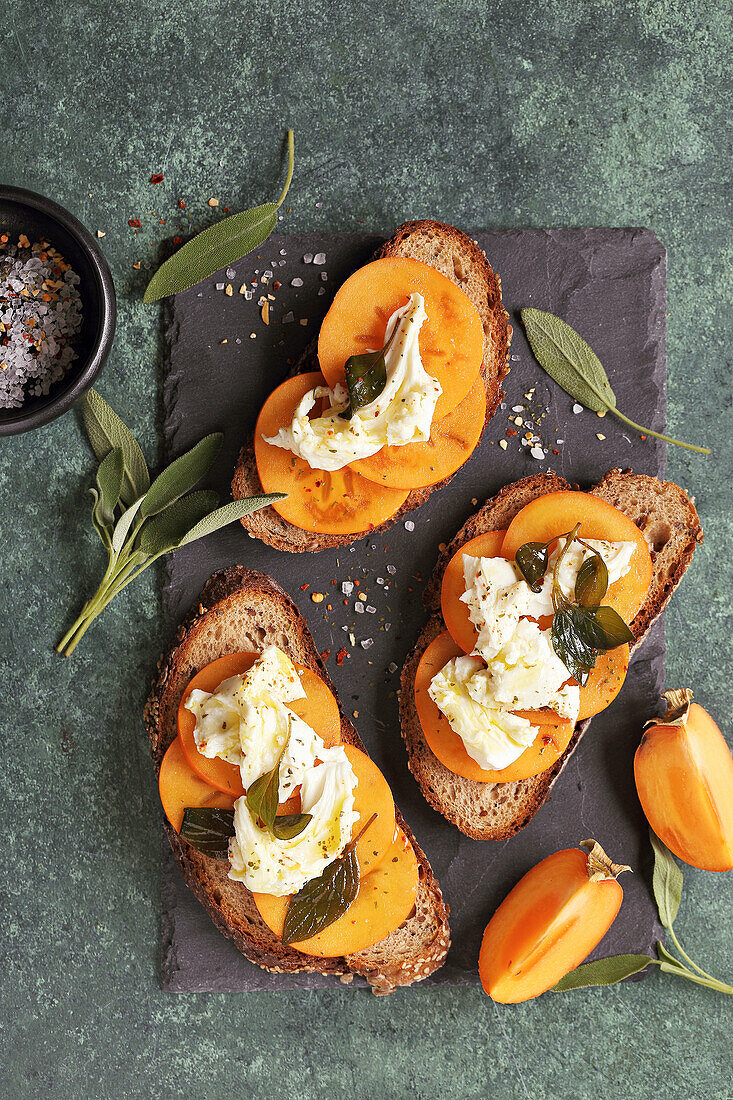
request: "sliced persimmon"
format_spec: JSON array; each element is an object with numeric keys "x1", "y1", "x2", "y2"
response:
[
  {"x1": 440, "y1": 529, "x2": 508, "y2": 652},
  {"x1": 177, "y1": 651, "x2": 342, "y2": 795},
  {"x1": 501, "y1": 491, "x2": 652, "y2": 625},
  {"x1": 414, "y1": 631, "x2": 574, "y2": 782},
  {"x1": 159, "y1": 737, "x2": 238, "y2": 833},
  {"x1": 253, "y1": 827, "x2": 419, "y2": 957},
  {"x1": 350, "y1": 376, "x2": 487, "y2": 490},
  {"x1": 318, "y1": 257, "x2": 484, "y2": 421},
  {"x1": 255, "y1": 372, "x2": 409, "y2": 535},
  {"x1": 343, "y1": 745, "x2": 396, "y2": 876},
  {"x1": 576, "y1": 644, "x2": 629, "y2": 720}
]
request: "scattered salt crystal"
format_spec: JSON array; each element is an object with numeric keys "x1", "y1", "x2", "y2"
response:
[
  {"x1": 341, "y1": 581, "x2": 354, "y2": 595},
  {"x1": 404, "y1": 520, "x2": 415, "y2": 532},
  {"x1": 215, "y1": 282, "x2": 225, "y2": 291},
  {"x1": 573, "y1": 403, "x2": 583, "y2": 414},
  {"x1": 361, "y1": 638, "x2": 374, "y2": 650},
  {"x1": 387, "y1": 662, "x2": 398, "y2": 674},
  {"x1": 317, "y1": 288, "x2": 326, "y2": 296},
  {"x1": 226, "y1": 267, "x2": 236, "y2": 279},
  {"x1": 557, "y1": 438, "x2": 564, "y2": 444},
  {"x1": 291, "y1": 277, "x2": 303, "y2": 288},
  {"x1": 386, "y1": 565, "x2": 396, "y2": 575},
  {"x1": 303, "y1": 253, "x2": 313, "y2": 263},
  {"x1": 376, "y1": 577, "x2": 385, "y2": 585},
  {"x1": 320, "y1": 272, "x2": 328, "y2": 282},
  {"x1": 365, "y1": 606, "x2": 376, "y2": 614},
  {"x1": 354, "y1": 602, "x2": 364, "y2": 614},
  {"x1": 384, "y1": 623, "x2": 391, "y2": 632},
  {"x1": 530, "y1": 445, "x2": 544, "y2": 460},
  {"x1": 313, "y1": 252, "x2": 326, "y2": 265},
  {"x1": 279, "y1": 249, "x2": 287, "y2": 256},
  {"x1": 499, "y1": 439, "x2": 508, "y2": 450},
  {"x1": 512, "y1": 405, "x2": 524, "y2": 412},
  {"x1": 283, "y1": 311, "x2": 295, "y2": 323}
]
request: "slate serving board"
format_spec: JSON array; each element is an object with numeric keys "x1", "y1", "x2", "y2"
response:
[{"x1": 160, "y1": 228, "x2": 667, "y2": 991}]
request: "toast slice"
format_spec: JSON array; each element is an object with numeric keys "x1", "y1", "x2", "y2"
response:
[
  {"x1": 401, "y1": 470, "x2": 703, "y2": 840},
  {"x1": 231, "y1": 219, "x2": 510, "y2": 551},
  {"x1": 145, "y1": 567, "x2": 450, "y2": 994}
]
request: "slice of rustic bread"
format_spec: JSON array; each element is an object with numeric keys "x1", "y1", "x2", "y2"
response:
[
  {"x1": 145, "y1": 567, "x2": 450, "y2": 994},
  {"x1": 401, "y1": 470, "x2": 703, "y2": 840},
  {"x1": 231, "y1": 219, "x2": 510, "y2": 552}
]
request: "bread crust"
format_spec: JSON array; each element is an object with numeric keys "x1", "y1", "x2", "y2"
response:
[
  {"x1": 146, "y1": 567, "x2": 450, "y2": 993},
  {"x1": 232, "y1": 220, "x2": 510, "y2": 552},
  {"x1": 400, "y1": 470, "x2": 703, "y2": 840}
]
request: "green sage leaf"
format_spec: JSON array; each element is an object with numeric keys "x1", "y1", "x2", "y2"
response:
[
  {"x1": 246, "y1": 752, "x2": 283, "y2": 833},
  {"x1": 81, "y1": 389, "x2": 150, "y2": 506},
  {"x1": 340, "y1": 343, "x2": 390, "y2": 420},
  {"x1": 272, "y1": 813, "x2": 313, "y2": 840},
  {"x1": 143, "y1": 130, "x2": 295, "y2": 302},
  {"x1": 88, "y1": 488, "x2": 110, "y2": 548},
  {"x1": 650, "y1": 830, "x2": 683, "y2": 930},
  {"x1": 137, "y1": 491, "x2": 219, "y2": 556},
  {"x1": 94, "y1": 447, "x2": 124, "y2": 528},
  {"x1": 575, "y1": 552, "x2": 609, "y2": 607},
  {"x1": 521, "y1": 308, "x2": 616, "y2": 414},
  {"x1": 515, "y1": 541, "x2": 550, "y2": 592},
  {"x1": 178, "y1": 494, "x2": 287, "y2": 547},
  {"x1": 578, "y1": 605, "x2": 635, "y2": 649},
  {"x1": 140, "y1": 434, "x2": 222, "y2": 518},
  {"x1": 551, "y1": 607, "x2": 597, "y2": 685},
  {"x1": 553, "y1": 954, "x2": 655, "y2": 991},
  {"x1": 111, "y1": 496, "x2": 144, "y2": 553},
  {"x1": 179, "y1": 807, "x2": 234, "y2": 859},
  {"x1": 282, "y1": 843, "x2": 360, "y2": 945}
]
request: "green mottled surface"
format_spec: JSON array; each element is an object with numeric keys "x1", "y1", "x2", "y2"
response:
[{"x1": 1, "y1": 1, "x2": 731, "y2": 1097}]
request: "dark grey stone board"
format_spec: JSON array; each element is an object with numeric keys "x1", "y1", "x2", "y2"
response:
[{"x1": 160, "y1": 228, "x2": 667, "y2": 991}]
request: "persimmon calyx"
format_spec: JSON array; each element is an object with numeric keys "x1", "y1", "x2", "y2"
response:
[
  {"x1": 651, "y1": 688, "x2": 694, "y2": 727},
  {"x1": 581, "y1": 839, "x2": 632, "y2": 882}
]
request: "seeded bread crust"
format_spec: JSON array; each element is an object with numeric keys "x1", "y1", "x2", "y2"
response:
[
  {"x1": 232, "y1": 220, "x2": 510, "y2": 552},
  {"x1": 145, "y1": 567, "x2": 450, "y2": 994},
  {"x1": 401, "y1": 470, "x2": 703, "y2": 840}
]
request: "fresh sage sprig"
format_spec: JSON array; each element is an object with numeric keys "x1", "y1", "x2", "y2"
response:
[
  {"x1": 143, "y1": 129, "x2": 295, "y2": 303},
  {"x1": 521, "y1": 308, "x2": 711, "y2": 455},
  {"x1": 282, "y1": 813, "x2": 378, "y2": 944},
  {"x1": 554, "y1": 830, "x2": 733, "y2": 994},
  {"x1": 57, "y1": 388, "x2": 285, "y2": 656},
  {"x1": 339, "y1": 324, "x2": 399, "y2": 420}
]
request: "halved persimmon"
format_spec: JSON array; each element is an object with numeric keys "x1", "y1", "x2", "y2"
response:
[
  {"x1": 501, "y1": 491, "x2": 652, "y2": 625},
  {"x1": 253, "y1": 827, "x2": 418, "y2": 957},
  {"x1": 159, "y1": 737, "x2": 238, "y2": 833},
  {"x1": 177, "y1": 651, "x2": 342, "y2": 795},
  {"x1": 318, "y1": 257, "x2": 484, "y2": 421},
  {"x1": 254, "y1": 372, "x2": 410, "y2": 535},
  {"x1": 414, "y1": 631, "x2": 574, "y2": 782},
  {"x1": 350, "y1": 376, "x2": 487, "y2": 490},
  {"x1": 440, "y1": 529, "x2": 508, "y2": 652}
]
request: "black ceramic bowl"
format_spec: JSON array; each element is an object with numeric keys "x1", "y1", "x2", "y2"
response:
[{"x1": 0, "y1": 186, "x2": 116, "y2": 436}]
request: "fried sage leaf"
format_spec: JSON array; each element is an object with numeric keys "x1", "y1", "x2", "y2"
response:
[
  {"x1": 282, "y1": 841, "x2": 360, "y2": 944},
  {"x1": 272, "y1": 813, "x2": 313, "y2": 840},
  {"x1": 551, "y1": 607, "x2": 598, "y2": 686},
  {"x1": 179, "y1": 807, "x2": 235, "y2": 859},
  {"x1": 575, "y1": 551, "x2": 609, "y2": 607},
  {"x1": 246, "y1": 752, "x2": 283, "y2": 833},
  {"x1": 578, "y1": 605, "x2": 635, "y2": 649},
  {"x1": 339, "y1": 324, "x2": 400, "y2": 420},
  {"x1": 515, "y1": 541, "x2": 550, "y2": 592}
]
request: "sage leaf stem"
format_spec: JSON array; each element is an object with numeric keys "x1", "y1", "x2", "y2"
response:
[{"x1": 521, "y1": 308, "x2": 710, "y2": 454}]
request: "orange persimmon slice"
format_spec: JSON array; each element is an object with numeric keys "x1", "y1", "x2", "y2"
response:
[
  {"x1": 440, "y1": 529, "x2": 508, "y2": 652},
  {"x1": 349, "y1": 375, "x2": 487, "y2": 490},
  {"x1": 342, "y1": 744, "x2": 396, "y2": 877},
  {"x1": 177, "y1": 651, "x2": 342, "y2": 795},
  {"x1": 253, "y1": 827, "x2": 418, "y2": 957},
  {"x1": 159, "y1": 738, "x2": 238, "y2": 833},
  {"x1": 500, "y1": 491, "x2": 652, "y2": 625},
  {"x1": 318, "y1": 257, "x2": 484, "y2": 421},
  {"x1": 414, "y1": 631, "x2": 574, "y2": 782},
  {"x1": 254, "y1": 372, "x2": 410, "y2": 534}
]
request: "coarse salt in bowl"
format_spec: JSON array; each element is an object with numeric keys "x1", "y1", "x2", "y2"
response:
[{"x1": 0, "y1": 187, "x2": 116, "y2": 436}]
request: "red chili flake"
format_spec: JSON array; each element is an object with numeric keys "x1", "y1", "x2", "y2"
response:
[
  {"x1": 336, "y1": 647, "x2": 348, "y2": 666},
  {"x1": 150, "y1": 174, "x2": 164, "y2": 185},
  {"x1": 159, "y1": 219, "x2": 165, "y2": 225},
  {"x1": 640, "y1": 434, "x2": 647, "y2": 440},
  {"x1": 172, "y1": 236, "x2": 182, "y2": 245},
  {"x1": 300, "y1": 584, "x2": 309, "y2": 591},
  {"x1": 320, "y1": 649, "x2": 331, "y2": 663},
  {"x1": 128, "y1": 218, "x2": 142, "y2": 228},
  {"x1": 552, "y1": 448, "x2": 559, "y2": 455},
  {"x1": 506, "y1": 428, "x2": 518, "y2": 437},
  {"x1": 178, "y1": 199, "x2": 186, "y2": 209},
  {"x1": 223, "y1": 206, "x2": 230, "y2": 213},
  {"x1": 273, "y1": 281, "x2": 282, "y2": 290}
]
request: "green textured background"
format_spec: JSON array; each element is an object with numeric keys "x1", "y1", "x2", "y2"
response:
[{"x1": 1, "y1": 1, "x2": 731, "y2": 1097}]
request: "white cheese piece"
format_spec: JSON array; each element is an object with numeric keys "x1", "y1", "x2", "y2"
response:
[{"x1": 263, "y1": 293, "x2": 442, "y2": 471}]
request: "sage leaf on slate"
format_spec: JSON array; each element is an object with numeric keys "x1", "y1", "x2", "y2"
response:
[
  {"x1": 58, "y1": 396, "x2": 285, "y2": 656},
  {"x1": 650, "y1": 829, "x2": 683, "y2": 930},
  {"x1": 515, "y1": 541, "x2": 550, "y2": 592},
  {"x1": 140, "y1": 433, "x2": 223, "y2": 518},
  {"x1": 520, "y1": 308, "x2": 710, "y2": 454},
  {"x1": 143, "y1": 130, "x2": 295, "y2": 302},
  {"x1": 282, "y1": 840, "x2": 360, "y2": 945},
  {"x1": 553, "y1": 954, "x2": 655, "y2": 991},
  {"x1": 272, "y1": 813, "x2": 313, "y2": 840},
  {"x1": 138, "y1": 490, "x2": 219, "y2": 557},
  {"x1": 179, "y1": 808, "x2": 235, "y2": 859},
  {"x1": 81, "y1": 388, "x2": 150, "y2": 506},
  {"x1": 575, "y1": 552, "x2": 609, "y2": 607}
]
